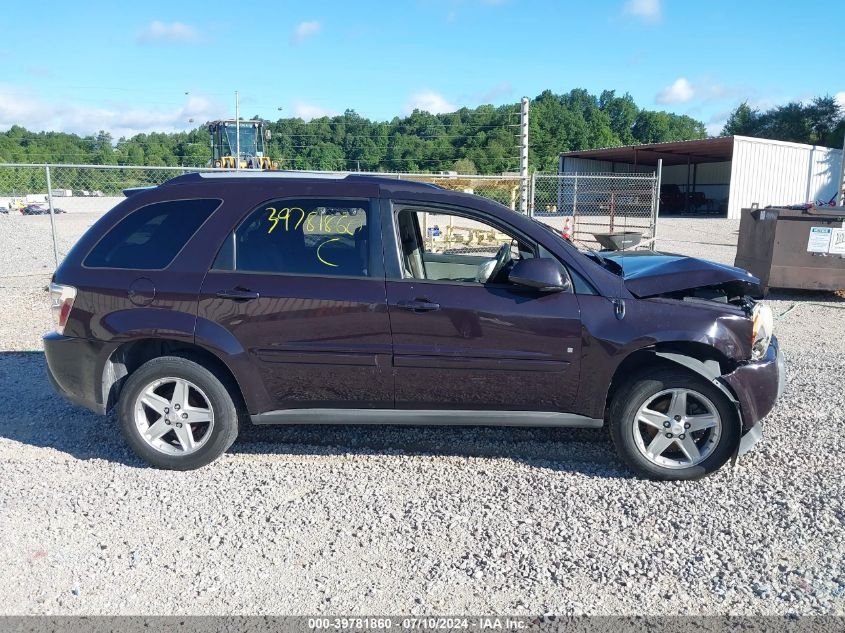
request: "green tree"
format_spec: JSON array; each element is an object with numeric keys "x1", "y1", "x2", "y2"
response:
[
  {"x1": 721, "y1": 96, "x2": 844, "y2": 146},
  {"x1": 453, "y1": 158, "x2": 478, "y2": 173},
  {"x1": 0, "y1": 87, "x2": 747, "y2": 174},
  {"x1": 721, "y1": 101, "x2": 759, "y2": 136},
  {"x1": 757, "y1": 102, "x2": 812, "y2": 143},
  {"x1": 806, "y1": 96, "x2": 842, "y2": 146},
  {"x1": 633, "y1": 111, "x2": 706, "y2": 143},
  {"x1": 599, "y1": 90, "x2": 638, "y2": 145}
]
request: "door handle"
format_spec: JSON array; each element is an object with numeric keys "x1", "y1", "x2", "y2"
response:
[
  {"x1": 397, "y1": 299, "x2": 440, "y2": 312},
  {"x1": 216, "y1": 288, "x2": 260, "y2": 301}
]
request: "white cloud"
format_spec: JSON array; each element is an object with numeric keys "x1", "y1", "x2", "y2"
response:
[
  {"x1": 705, "y1": 122, "x2": 725, "y2": 136},
  {"x1": 623, "y1": 0, "x2": 662, "y2": 22},
  {"x1": 836, "y1": 92, "x2": 845, "y2": 108},
  {"x1": 136, "y1": 21, "x2": 200, "y2": 44},
  {"x1": 404, "y1": 91, "x2": 457, "y2": 115},
  {"x1": 697, "y1": 82, "x2": 729, "y2": 101},
  {"x1": 291, "y1": 101, "x2": 336, "y2": 120},
  {"x1": 0, "y1": 86, "x2": 224, "y2": 138},
  {"x1": 460, "y1": 82, "x2": 513, "y2": 104},
  {"x1": 292, "y1": 21, "x2": 321, "y2": 44},
  {"x1": 657, "y1": 77, "x2": 747, "y2": 107},
  {"x1": 655, "y1": 78, "x2": 695, "y2": 104}
]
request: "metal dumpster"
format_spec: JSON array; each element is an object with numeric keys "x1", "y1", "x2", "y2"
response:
[
  {"x1": 592, "y1": 231, "x2": 643, "y2": 251},
  {"x1": 734, "y1": 206, "x2": 845, "y2": 294}
]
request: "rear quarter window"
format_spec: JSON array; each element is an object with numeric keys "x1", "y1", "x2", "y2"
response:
[{"x1": 85, "y1": 199, "x2": 220, "y2": 269}]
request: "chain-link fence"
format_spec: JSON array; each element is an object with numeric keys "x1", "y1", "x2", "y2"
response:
[
  {"x1": 0, "y1": 164, "x2": 219, "y2": 276},
  {"x1": 0, "y1": 163, "x2": 217, "y2": 216},
  {"x1": 0, "y1": 164, "x2": 529, "y2": 278},
  {"x1": 0, "y1": 163, "x2": 657, "y2": 282},
  {"x1": 0, "y1": 165, "x2": 524, "y2": 214},
  {"x1": 384, "y1": 173, "x2": 525, "y2": 210},
  {"x1": 531, "y1": 172, "x2": 659, "y2": 249}
]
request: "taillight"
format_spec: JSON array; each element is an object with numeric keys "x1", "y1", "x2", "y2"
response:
[{"x1": 49, "y1": 282, "x2": 77, "y2": 335}]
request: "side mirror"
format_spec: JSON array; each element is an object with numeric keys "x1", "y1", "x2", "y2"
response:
[{"x1": 508, "y1": 258, "x2": 571, "y2": 293}]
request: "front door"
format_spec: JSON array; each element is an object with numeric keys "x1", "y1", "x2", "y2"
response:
[
  {"x1": 198, "y1": 197, "x2": 393, "y2": 410},
  {"x1": 386, "y1": 205, "x2": 582, "y2": 412}
]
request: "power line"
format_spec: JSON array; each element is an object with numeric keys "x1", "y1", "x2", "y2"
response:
[{"x1": 2, "y1": 155, "x2": 519, "y2": 165}]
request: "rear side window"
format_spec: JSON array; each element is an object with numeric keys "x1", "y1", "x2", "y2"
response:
[
  {"x1": 85, "y1": 199, "x2": 220, "y2": 269},
  {"x1": 228, "y1": 198, "x2": 370, "y2": 277}
]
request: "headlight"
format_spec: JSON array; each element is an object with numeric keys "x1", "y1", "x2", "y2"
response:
[{"x1": 751, "y1": 303, "x2": 773, "y2": 360}]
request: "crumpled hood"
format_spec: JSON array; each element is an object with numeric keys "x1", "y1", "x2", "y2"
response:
[{"x1": 603, "y1": 252, "x2": 761, "y2": 298}]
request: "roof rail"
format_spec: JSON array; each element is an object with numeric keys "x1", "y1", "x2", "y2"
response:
[
  {"x1": 196, "y1": 170, "x2": 346, "y2": 180},
  {"x1": 123, "y1": 186, "x2": 155, "y2": 197},
  {"x1": 164, "y1": 171, "x2": 444, "y2": 191}
]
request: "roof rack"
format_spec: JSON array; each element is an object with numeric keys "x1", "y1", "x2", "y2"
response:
[
  {"x1": 123, "y1": 186, "x2": 156, "y2": 197},
  {"x1": 166, "y1": 171, "x2": 443, "y2": 190},
  {"x1": 196, "y1": 170, "x2": 345, "y2": 180}
]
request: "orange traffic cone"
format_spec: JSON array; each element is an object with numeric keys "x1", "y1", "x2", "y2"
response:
[{"x1": 562, "y1": 216, "x2": 572, "y2": 241}]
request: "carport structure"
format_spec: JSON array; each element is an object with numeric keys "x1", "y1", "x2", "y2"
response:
[{"x1": 560, "y1": 135, "x2": 844, "y2": 219}]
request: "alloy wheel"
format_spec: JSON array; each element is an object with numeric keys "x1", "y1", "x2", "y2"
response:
[
  {"x1": 632, "y1": 388, "x2": 722, "y2": 469},
  {"x1": 133, "y1": 377, "x2": 215, "y2": 456}
]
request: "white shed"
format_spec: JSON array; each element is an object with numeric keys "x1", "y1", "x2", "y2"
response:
[{"x1": 559, "y1": 136, "x2": 844, "y2": 219}]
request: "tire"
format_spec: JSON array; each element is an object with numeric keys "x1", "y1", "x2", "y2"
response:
[
  {"x1": 118, "y1": 356, "x2": 239, "y2": 470},
  {"x1": 609, "y1": 368, "x2": 739, "y2": 481}
]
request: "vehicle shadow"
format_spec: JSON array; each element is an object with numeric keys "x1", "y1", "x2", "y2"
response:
[
  {"x1": 0, "y1": 351, "x2": 628, "y2": 478},
  {"x1": 232, "y1": 422, "x2": 624, "y2": 478},
  {"x1": 0, "y1": 351, "x2": 143, "y2": 467}
]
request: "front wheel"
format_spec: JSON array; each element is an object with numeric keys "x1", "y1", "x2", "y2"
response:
[
  {"x1": 609, "y1": 369, "x2": 739, "y2": 480},
  {"x1": 118, "y1": 356, "x2": 239, "y2": 470}
]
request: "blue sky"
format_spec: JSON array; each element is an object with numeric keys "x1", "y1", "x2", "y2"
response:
[{"x1": 1, "y1": 0, "x2": 842, "y2": 138}]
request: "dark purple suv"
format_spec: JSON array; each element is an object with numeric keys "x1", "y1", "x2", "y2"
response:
[{"x1": 44, "y1": 172, "x2": 783, "y2": 479}]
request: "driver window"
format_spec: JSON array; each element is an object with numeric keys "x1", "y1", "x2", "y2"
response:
[{"x1": 397, "y1": 209, "x2": 535, "y2": 284}]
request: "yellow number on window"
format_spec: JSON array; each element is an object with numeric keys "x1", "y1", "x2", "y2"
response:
[{"x1": 316, "y1": 237, "x2": 341, "y2": 268}]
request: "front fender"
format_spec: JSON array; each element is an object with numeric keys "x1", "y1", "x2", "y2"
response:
[
  {"x1": 575, "y1": 295, "x2": 753, "y2": 420},
  {"x1": 654, "y1": 350, "x2": 744, "y2": 421}
]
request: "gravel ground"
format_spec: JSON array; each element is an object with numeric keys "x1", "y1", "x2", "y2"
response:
[{"x1": 1, "y1": 211, "x2": 844, "y2": 616}]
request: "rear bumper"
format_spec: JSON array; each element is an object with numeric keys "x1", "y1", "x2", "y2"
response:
[
  {"x1": 43, "y1": 332, "x2": 109, "y2": 415},
  {"x1": 723, "y1": 335, "x2": 785, "y2": 454}
]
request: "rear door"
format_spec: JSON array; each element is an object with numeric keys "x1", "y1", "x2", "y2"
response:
[
  {"x1": 384, "y1": 202, "x2": 583, "y2": 413},
  {"x1": 197, "y1": 196, "x2": 393, "y2": 410}
]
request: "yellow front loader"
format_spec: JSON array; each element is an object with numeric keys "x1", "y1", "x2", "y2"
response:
[{"x1": 207, "y1": 119, "x2": 279, "y2": 170}]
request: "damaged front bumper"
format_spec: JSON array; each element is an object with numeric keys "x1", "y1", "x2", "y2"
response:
[{"x1": 723, "y1": 336, "x2": 785, "y2": 457}]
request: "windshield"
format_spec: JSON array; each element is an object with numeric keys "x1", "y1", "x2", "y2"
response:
[{"x1": 223, "y1": 124, "x2": 259, "y2": 158}]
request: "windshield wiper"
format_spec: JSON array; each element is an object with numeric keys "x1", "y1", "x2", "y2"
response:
[{"x1": 584, "y1": 247, "x2": 608, "y2": 266}]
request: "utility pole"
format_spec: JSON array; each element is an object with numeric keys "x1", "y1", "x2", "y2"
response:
[
  {"x1": 235, "y1": 90, "x2": 240, "y2": 171},
  {"x1": 839, "y1": 132, "x2": 845, "y2": 206},
  {"x1": 45, "y1": 165, "x2": 59, "y2": 268},
  {"x1": 519, "y1": 97, "x2": 529, "y2": 214}
]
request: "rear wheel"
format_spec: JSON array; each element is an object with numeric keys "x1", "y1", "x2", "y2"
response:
[
  {"x1": 609, "y1": 369, "x2": 739, "y2": 480},
  {"x1": 118, "y1": 356, "x2": 239, "y2": 470}
]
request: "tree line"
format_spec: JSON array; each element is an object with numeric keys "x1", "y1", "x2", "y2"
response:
[
  {"x1": 1, "y1": 90, "x2": 841, "y2": 176},
  {"x1": 0, "y1": 88, "x2": 706, "y2": 174},
  {"x1": 721, "y1": 96, "x2": 844, "y2": 148}
]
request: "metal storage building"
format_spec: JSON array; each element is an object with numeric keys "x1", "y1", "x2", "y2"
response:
[{"x1": 559, "y1": 135, "x2": 844, "y2": 219}]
